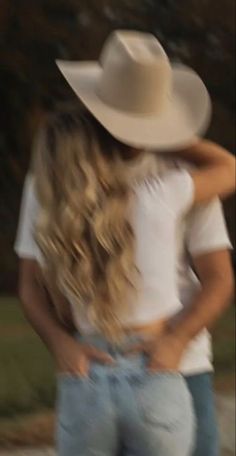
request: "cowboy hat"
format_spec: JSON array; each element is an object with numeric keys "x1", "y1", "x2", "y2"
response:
[{"x1": 56, "y1": 30, "x2": 211, "y2": 150}]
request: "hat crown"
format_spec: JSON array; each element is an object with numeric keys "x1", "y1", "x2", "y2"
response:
[{"x1": 98, "y1": 31, "x2": 172, "y2": 115}]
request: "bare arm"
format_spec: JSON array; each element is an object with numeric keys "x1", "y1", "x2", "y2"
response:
[
  {"x1": 174, "y1": 140, "x2": 236, "y2": 204},
  {"x1": 170, "y1": 249, "x2": 234, "y2": 344},
  {"x1": 18, "y1": 259, "x2": 114, "y2": 376},
  {"x1": 18, "y1": 259, "x2": 72, "y2": 353},
  {"x1": 132, "y1": 249, "x2": 234, "y2": 372}
]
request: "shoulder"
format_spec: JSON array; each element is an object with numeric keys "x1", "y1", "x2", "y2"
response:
[{"x1": 160, "y1": 158, "x2": 196, "y2": 172}]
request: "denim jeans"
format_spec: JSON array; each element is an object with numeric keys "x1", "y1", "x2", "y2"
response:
[
  {"x1": 185, "y1": 373, "x2": 219, "y2": 456},
  {"x1": 56, "y1": 334, "x2": 195, "y2": 456},
  {"x1": 118, "y1": 373, "x2": 219, "y2": 456}
]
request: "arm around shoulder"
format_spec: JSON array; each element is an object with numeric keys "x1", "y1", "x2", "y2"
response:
[{"x1": 175, "y1": 140, "x2": 236, "y2": 204}]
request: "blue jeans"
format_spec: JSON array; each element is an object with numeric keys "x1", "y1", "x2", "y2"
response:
[
  {"x1": 185, "y1": 373, "x2": 219, "y2": 456},
  {"x1": 118, "y1": 373, "x2": 219, "y2": 456},
  {"x1": 56, "y1": 334, "x2": 195, "y2": 456}
]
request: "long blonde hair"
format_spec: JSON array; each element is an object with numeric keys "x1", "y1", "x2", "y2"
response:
[{"x1": 33, "y1": 107, "x2": 140, "y2": 341}]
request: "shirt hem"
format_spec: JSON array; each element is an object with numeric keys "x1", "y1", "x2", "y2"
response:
[{"x1": 180, "y1": 364, "x2": 214, "y2": 376}]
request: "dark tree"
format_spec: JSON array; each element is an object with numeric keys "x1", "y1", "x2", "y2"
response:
[{"x1": 0, "y1": 0, "x2": 235, "y2": 291}]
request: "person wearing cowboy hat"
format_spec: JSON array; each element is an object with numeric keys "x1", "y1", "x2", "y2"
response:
[{"x1": 15, "y1": 31, "x2": 235, "y2": 456}]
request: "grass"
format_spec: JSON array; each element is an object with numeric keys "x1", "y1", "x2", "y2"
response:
[
  {"x1": 212, "y1": 303, "x2": 235, "y2": 391},
  {"x1": 212, "y1": 305, "x2": 235, "y2": 371},
  {"x1": 0, "y1": 297, "x2": 55, "y2": 418},
  {"x1": 0, "y1": 295, "x2": 235, "y2": 447}
]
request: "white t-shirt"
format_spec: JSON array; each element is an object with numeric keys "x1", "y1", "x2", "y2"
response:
[{"x1": 14, "y1": 160, "x2": 232, "y2": 375}]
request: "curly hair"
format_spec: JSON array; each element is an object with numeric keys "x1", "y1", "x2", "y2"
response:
[{"x1": 32, "y1": 107, "x2": 144, "y2": 341}]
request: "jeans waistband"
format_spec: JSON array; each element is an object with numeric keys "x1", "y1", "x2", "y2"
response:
[{"x1": 74, "y1": 332, "x2": 144, "y2": 356}]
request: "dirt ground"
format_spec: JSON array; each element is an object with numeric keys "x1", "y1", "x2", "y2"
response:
[
  {"x1": 0, "y1": 448, "x2": 234, "y2": 456},
  {"x1": 0, "y1": 393, "x2": 234, "y2": 456}
]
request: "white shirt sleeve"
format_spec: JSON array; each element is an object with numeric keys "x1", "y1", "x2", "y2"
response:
[
  {"x1": 186, "y1": 198, "x2": 233, "y2": 256},
  {"x1": 14, "y1": 173, "x2": 42, "y2": 260}
]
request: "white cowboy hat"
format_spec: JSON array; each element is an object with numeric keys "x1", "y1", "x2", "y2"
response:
[{"x1": 56, "y1": 30, "x2": 212, "y2": 150}]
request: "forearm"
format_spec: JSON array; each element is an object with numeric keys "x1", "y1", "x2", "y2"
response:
[
  {"x1": 175, "y1": 140, "x2": 235, "y2": 202},
  {"x1": 174, "y1": 140, "x2": 235, "y2": 168},
  {"x1": 19, "y1": 281, "x2": 72, "y2": 354},
  {"x1": 170, "y1": 277, "x2": 234, "y2": 345}
]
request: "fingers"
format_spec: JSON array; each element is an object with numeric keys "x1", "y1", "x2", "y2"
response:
[
  {"x1": 59, "y1": 355, "x2": 90, "y2": 378},
  {"x1": 88, "y1": 347, "x2": 115, "y2": 365},
  {"x1": 147, "y1": 359, "x2": 162, "y2": 373},
  {"x1": 147, "y1": 352, "x2": 162, "y2": 372},
  {"x1": 77, "y1": 352, "x2": 90, "y2": 377}
]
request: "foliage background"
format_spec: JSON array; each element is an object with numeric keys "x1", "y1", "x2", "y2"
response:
[{"x1": 0, "y1": 0, "x2": 235, "y2": 291}]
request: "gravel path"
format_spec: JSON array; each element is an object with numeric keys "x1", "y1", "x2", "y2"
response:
[
  {"x1": 216, "y1": 394, "x2": 235, "y2": 455},
  {"x1": 0, "y1": 394, "x2": 234, "y2": 456},
  {"x1": 0, "y1": 447, "x2": 234, "y2": 456},
  {"x1": 0, "y1": 450, "x2": 54, "y2": 456},
  {"x1": 0, "y1": 447, "x2": 234, "y2": 455}
]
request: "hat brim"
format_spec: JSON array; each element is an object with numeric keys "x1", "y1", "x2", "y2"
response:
[{"x1": 56, "y1": 60, "x2": 212, "y2": 151}]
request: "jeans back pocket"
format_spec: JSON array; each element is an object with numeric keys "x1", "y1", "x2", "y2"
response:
[{"x1": 134, "y1": 372, "x2": 192, "y2": 431}]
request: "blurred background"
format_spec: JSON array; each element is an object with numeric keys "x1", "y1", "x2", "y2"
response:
[{"x1": 0, "y1": 0, "x2": 235, "y2": 451}]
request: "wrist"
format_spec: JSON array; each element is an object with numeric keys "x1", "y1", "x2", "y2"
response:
[
  {"x1": 47, "y1": 326, "x2": 73, "y2": 354},
  {"x1": 165, "y1": 321, "x2": 191, "y2": 347}
]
